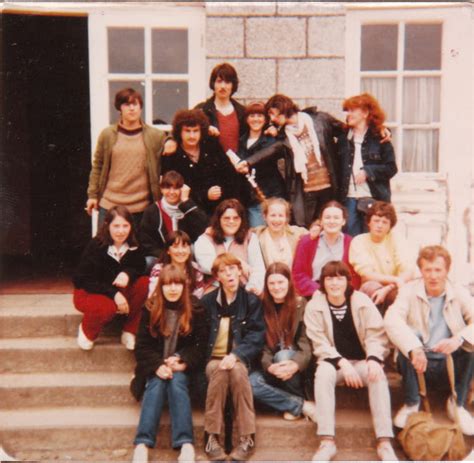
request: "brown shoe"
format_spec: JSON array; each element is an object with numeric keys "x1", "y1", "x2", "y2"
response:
[
  {"x1": 229, "y1": 435, "x2": 255, "y2": 461},
  {"x1": 205, "y1": 433, "x2": 227, "y2": 461}
]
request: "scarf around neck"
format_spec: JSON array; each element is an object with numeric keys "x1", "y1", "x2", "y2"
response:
[{"x1": 160, "y1": 198, "x2": 184, "y2": 231}]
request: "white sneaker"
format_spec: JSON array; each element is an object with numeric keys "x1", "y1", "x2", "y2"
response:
[
  {"x1": 302, "y1": 400, "x2": 317, "y2": 423},
  {"x1": 178, "y1": 443, "x2": 195, "y2": 462},
  {"x1": 393, "y1": 403, "x2": 419, "y2": 428},
  {"x1": 121, "y1": 331, "x2": 136, "y2": 350},
  {"x1": 447, "y1": 396, "x2": 474, "y2": 436},
  {"x1": 0, "y1": 446, "x2": 17, "y2": 461},
  {"x1": 312, "y1": 440, "x2": 337, "y2": 462},
  {"x1": 132, "y1": 443, "x2": 148, "y2": 463},
  {"x1": 77, "y1": 323, "x2": 94, "y2": 350},
  {"x1": 283, "y1": 411, "x2": 301, "y2": 421},
  {"x1": 377, "y1": 442, "x2": 398, "y2": 461}
]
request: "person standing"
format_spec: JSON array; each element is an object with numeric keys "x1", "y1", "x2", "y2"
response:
[
  {"x1": 86, "y1": 88, "x2": 165, "y2": 227},
  {"x1": 337, "y1": 93, "x2": 397, "y2": 236}
]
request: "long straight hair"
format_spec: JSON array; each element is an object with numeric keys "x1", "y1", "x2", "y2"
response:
[
  {"x1": 146, "y1": 264, "x2": 193, "y2": 337},
  {"x1": 262, "y1": 262, "x2": 297, "y2": 350}
]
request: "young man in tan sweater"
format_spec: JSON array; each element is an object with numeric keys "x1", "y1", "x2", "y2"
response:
[{"x1": 86, "y1": 88, "x2": 165, "y2": 227}]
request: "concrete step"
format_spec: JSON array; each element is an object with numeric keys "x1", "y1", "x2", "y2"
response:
[
  {"x1": 0, "y1": 406, "x2": 396, "y2": 454},
  {"x1": 0, "y1": 336, "x2": 136, "y2": 373},
  {"x1": 0, "y1": 372, "x2": 136, "y2": 409},
  {"x1": 0, "y1": 294, "x2": 124, "y2": 338}
]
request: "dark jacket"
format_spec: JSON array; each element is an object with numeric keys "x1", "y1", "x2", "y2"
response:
[
  {"x1": 131, "y1": 302, "x2": 208, "y2": 401},
  {"x1": 260, "y1": 298, "x2": 311, "y2": 373},
  {"x1": 237, "y1": 132, "x2": 286, "y2": 200},
  {"x1": 195, "y1": 96, "x2": 246, "y2": 138},
  {"x1": 244, "y1": 107, "x2": 345, "y2": 221},
  {"x1": 161, "y1": 137, "x2": 246, "y2": 216},
  {"x1": 337, "y1": 129, "x2": 398, "y2": 202},
  {"x1": 201, "y1": 286, "x2": 265, "y2": 367},
  {"x1": 139, "y1": 199, "x2": 209, "y2": 258},
  {"x1": 72, "y1": 239, "x2": 146, "y2": 299}
]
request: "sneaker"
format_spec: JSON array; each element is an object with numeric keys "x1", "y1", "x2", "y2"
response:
[
  {"x1": 447, "y1": 396, "x2": 474, "y2": 436},
  {"x1": 205, "y1": 434, "x2": 227, "y2": 461},
  {"x1": 178, "y1": 443, "x2": 195, "y2": 462},
  {"x1": 132, "y1": 443, "x2": 148, "y2": 463},
  {"x1": 121, "y1": 331, "x2": 136, "y2": 350},
  {"x1": 77, "y1": 323, "x2": 94, "y2": 350},
  {"x1": 283, "y1": 411, "x2": 301, "y2": 421},
  {"x1": 393, "y1": 403, "x2": 419, "y2": 429},
  {"x1": 0, "y1": 446, "x2": 16, "y2": 462},
  {"x1": 229, "y1": 435, "x2": 255, "y2": 461},
  {"x1": 302, "y1": 400, "x2": 317, "y2": 423},
  {"x1": 377, "y1": 441, "x2": 398, "y2": 461},
  {"x1": 312, "y1": 440, "x2": 337, "y2": 462}
]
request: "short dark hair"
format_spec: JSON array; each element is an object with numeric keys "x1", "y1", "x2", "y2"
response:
[
  {"x1": 210, "y1": 198, "x2": 249, "y2": 245},
  {"x1": 114, "y1": 88, "x2": 143, "y2": 111},
  {"x1": 265, "y1": 94, "x2": 299, "y2": 119},
  {"x1": 417, "y1": 245, "x2": 451, "y2": 272},
  {"x1": 209, "y1": 62, "x2": 239, "y2": 95},
  {"x1": 172, "y1": 109, "x2": 210, "y2": 144},
  {"x1": 366, "y1": 201, "x2": 397, "y2": 228},
  {"x1": 95, "y1": 205, "x2": 139, "y2": 247},
  {"x1": 319, "y1": 200, "x2": 348, "y2": 221},
  {"x1": 160, "y1": 170, "x2": 184, "y2": 189},
  {"x1": 319, "y1": 261, "x2": 354, "y2": 299}
]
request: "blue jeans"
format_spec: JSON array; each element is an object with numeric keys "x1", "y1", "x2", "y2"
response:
[
  {"x1": 397, "y1": 349, "x2": 474, "y2": 407},
  {"x1": 249, "y1": 349, "x2": 304, "y2": 416},
  {"x1": 343, "y1": 197, "x2": 368, "y2": 237},
  {"x1": 134, "y1": 372, "x2": 193, "y2": 448},
  {"x1": 247, "y1": 203, "x2": 265, "y2": 228}
]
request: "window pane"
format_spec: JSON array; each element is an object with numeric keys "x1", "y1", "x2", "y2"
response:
[
  {"x1": 109, "y1": 81, "x2": 145, "y2": 124},
  {"x1": 402, "y1": 129, "x2": 438, "y2": 172},
  {"x1": 152, "y1": 29, "x2": 188, "y2": 74},
  {"x1": 361, "y1": 77, "x2": 397, "y2": 122},
  {"x1": 404, "y1": 24, "x2": 441, "y2": 70},
  {"x1": 108, "y1": 28, "x2": 144, "y2": 73},
  {"x1": 403, "y1": 77, "x2": 440, "y2": 124},
  {"x1": 152, "y1": 81, "x2": 188, "y2": 125},
  {"x1": 361, "y1": 24, "x2": 398, "y2": 71}
]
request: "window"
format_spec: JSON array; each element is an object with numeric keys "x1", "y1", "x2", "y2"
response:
[
  {"x1": 88, "y1": 7, "x2": 205, "y2": 144},
  {"x1": 360, "y1": 22, "x2": 442, "y2": 172}
]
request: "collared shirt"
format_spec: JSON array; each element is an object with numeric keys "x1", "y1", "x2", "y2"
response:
[
  {"x1": 107, "y1": 243, "x2": 134, "y2": 263},
  {"x1": 312, "y1": 232, "x2": 344, "y2": 281}
]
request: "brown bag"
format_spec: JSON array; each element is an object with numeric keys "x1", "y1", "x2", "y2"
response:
[{"x1": 398, "y1": 354, "x2": 467, "y2": 461}]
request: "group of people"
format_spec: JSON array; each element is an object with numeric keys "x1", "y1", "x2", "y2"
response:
[{"x1": 72, "y1": 62, "x2": 473, "y2": 462}]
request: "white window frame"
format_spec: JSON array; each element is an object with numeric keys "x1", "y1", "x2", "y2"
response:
[
  {"x1": 88, "y1": 6, "x2": 206, "y2": 147},
  {"x1": 345, "y1": 4, "x2": 470, "y2": 178}
]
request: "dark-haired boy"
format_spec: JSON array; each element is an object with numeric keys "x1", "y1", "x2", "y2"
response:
[{"x1": 86, "y1": 87, "x2": 165, "y2": 227}]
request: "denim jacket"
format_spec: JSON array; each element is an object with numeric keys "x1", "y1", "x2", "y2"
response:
[
  {"x1": 337, "y1": 129, "x2": 397, "y2": 202},
  {"x1": 201, "y1": 286, "x2": 265, "y2": 367}
]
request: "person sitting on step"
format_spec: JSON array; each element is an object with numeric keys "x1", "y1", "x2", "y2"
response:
[
  {"x1": 249, "y1": 262, "x2": 316, "y2": 422},
  {"x1": 73, "y1": 205, "x2": 148, "y2": 351},
  {"x1": 385, "y1": 245, "x2": 474, "y2": 436},
  {"x1": 201, "y1": 253, "x2": 265, "y2": 461},
  {"x1": 305, "y1": 260, "x2": 398, "y2": 462},
  {"x1": 131, "y1": 264, "x2": 208, "y2": 463}
]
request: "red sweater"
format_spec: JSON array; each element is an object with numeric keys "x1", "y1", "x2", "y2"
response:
[{"x1": 292, "y1": 233, "x2": 360, "y2": 297}]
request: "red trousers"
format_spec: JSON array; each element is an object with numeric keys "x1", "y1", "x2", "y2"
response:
[{"x1": 73, "y1": 276, "x2": 149, "y2": 341}]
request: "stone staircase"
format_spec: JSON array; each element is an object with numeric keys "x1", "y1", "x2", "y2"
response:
[{"x1": 0, "y1": 293, "x2": 471, "y2": 461}]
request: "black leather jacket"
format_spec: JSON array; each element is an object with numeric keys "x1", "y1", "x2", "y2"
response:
[
  {"x1": 243, "y1": 107, "x2": 345, "y2": 222},
  {"x1": 337, "y1": 129, "x2": 397, "y2": 202}
]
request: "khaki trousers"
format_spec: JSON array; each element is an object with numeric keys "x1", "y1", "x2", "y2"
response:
[
  {"x1": 204, "y1": 359, "x2": 256, "y2": 436},
  {"x1": 314, "y1": 360, "x2": 394, "y2": 438}
]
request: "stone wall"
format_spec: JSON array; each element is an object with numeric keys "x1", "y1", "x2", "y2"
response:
[{"x1": 205, "y1": 1, "x2": 346, "y2": 117}]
